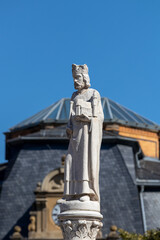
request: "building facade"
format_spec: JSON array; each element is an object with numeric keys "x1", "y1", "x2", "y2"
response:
[{"x1": 0, "y1": 97, "x2": 160, "y2": 239}]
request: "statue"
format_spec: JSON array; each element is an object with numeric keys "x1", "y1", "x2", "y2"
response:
[
  {"x1": 58, "y1": 64, "x2": 104, "y2": 240},
  {"x1": 63, "y1": 64, "x2": 104, "y2": 202}
]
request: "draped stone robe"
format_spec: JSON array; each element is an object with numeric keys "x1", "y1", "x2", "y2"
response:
[{"x1": 64, "y1": 88, "x2": 104, "y2": 201}]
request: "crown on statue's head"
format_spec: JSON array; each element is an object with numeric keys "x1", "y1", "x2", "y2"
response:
[{"x1": 72, "y1": 64, "x2": 88, "y2": 75}]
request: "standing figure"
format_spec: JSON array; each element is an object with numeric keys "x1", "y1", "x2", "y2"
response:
[{"x1": 64, "y1": 64, "x2": 104, "y2": 202}]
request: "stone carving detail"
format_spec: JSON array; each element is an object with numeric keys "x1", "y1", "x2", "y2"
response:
[
  {"x1": 10, "y1": 225, "x2": 23, "y2": 239},
  {"x1": 28, "y1": 216, "x2": 36, "y2": 232},
  {"x1": 35, "y1": 182, "x2": 41, "y2": 191},
  {"x1": 106, "y1": 225, "x2": 120, "y2": 240},
  {"x1": 64, "y1": 64, "x2": 104, "y2": 202},
  {"x1": 49, "y1": 176, "x2": 64, "y2": 190},
  {"x1": 58, "y1": 64, "x2": 103, "y2": 240},
  {"x1": 61, "y1": 219, "x2": 103, "y2": 240},
  {"x1": 40, "y1": 167, "x2": 64, "y2": 193}
]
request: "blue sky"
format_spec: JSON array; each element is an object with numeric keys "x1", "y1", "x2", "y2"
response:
[{"x1": 0, "y1": 0, "x2": 160, "y2": 163}]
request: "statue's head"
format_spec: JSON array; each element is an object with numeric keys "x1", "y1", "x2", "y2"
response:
[{"x1": 72, "y1": 64, "x2": 91, "y2": 91}]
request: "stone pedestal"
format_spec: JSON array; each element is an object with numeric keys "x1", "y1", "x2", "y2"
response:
[{"x1": 58, "y1": 200, "x2": 103, "y2": 240}]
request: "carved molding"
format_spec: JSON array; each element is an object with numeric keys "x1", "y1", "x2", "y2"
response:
[
  {"x1": 41, "y1": 168, "x2": 64, "y2": 193},
  {"x1": 60, "y1": 219, "x2": 103, "y2": 240},
  {"x1": 28, "y1": 167, "x2": 64, "y2": 239}
]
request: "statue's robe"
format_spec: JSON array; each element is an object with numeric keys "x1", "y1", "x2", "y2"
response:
[{"x1": 64, "y1": 88, "x2": 104, "y2": 201}]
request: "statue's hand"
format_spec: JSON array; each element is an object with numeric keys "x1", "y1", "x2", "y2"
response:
[
  {"x1": 75, "y1": 114, "x2": 91, "y2": 122},
  {"x1": 66, "y1": 127, "x2": 73, "y2": 138}
]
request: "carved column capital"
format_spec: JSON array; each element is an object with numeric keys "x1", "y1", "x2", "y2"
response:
[
  {"x1": 60, "y1": 219, "x2": 103, "y2": 240},
  {"x1": 58, "y1": 199, "x2": 103, "y2": 240}
]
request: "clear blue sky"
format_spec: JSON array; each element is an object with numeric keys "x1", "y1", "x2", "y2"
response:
[{"x1": 0, "y1": 0, "x2": 160, "y2": 163}]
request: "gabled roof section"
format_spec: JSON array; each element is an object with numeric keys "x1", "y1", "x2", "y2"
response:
[{"x1": 10, "y1": 97, "x2": 160, "y2": 132}]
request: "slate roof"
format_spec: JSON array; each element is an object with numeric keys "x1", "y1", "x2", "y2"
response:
[
  {"x1": 0, "y1": 142, "x2": 144, "y2": 240},
  {"x1": 100, "y1": 143, "x2": 144, "y2": 234},
  {"x1": 137, "y1": 159, "x2": 160, "y2": 180},
  {"x1": 142, "y1": 191, "x2": 160, "y2": 230},
  {"x1": 0, "y1": 143, "x2": 67, "y2": 240},
  {"x1": 0, "y1": 163, "x2": 7, "y2": 181},
  {"x1": 10, "y1": 97, "x2": 160, "y2": 132}
]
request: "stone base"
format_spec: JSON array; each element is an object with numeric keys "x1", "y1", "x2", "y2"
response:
[
  {"x1": 58, "y1": 200, "x2": 103, "y2": 240},
  {"x1": 59, "y1": 199, "x2": 100, "y2": 212}
]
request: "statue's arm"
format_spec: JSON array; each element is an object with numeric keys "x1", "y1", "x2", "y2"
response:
[
  {"x1": 75, "y1": 112, "x2": 91, "y2": 122},
  {"x1": 92, "y1": 90, "x2": 104, "y2": 122},
  {"x1": 66, "y1": 116, "x2": 73, "y2": 138},
  {"x1": 97, "y1": 92, "x2": 104, "y2": 122},
  {"x1": 66, "y1": 93, "x2": 75, "y2": 138}
]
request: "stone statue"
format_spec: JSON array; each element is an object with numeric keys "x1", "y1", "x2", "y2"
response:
[
  {"x1": 63, "y1": 64, "x2": 104, "y2": 202},
  {"x1": 58, "y1": 64, "x2": 104, "y2": 240}
]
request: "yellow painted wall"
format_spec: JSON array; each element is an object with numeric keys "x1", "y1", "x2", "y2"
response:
[
  {"x1": 119, "y1": 126, "x2": 159, "y2": 158},
  {"x1": 105, "y1": 124, "x2": 159, "y2": 158}
]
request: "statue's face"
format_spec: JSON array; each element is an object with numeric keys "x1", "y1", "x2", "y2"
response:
[{"x1": 73, "y1": 74, "x2": 85, "y2": 90}]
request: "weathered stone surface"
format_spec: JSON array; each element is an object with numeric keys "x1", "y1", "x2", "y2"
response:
[
  {"x1": 60, "y1": 219, "x2": 103, "y2": 240},
  {"x1": 59, "y1": 199, "x2": 100, "y2": 212},
  {"x1": 63, "y1": 64, "x2": 104, "y2": 202},
  {"x1": 58, "y1": 64, "x2": 103, "y2": 240}
]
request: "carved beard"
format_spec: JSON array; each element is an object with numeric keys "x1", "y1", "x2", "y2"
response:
[{"x1": 74, "y1": 82, "x2": 85, "y2": 90}]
